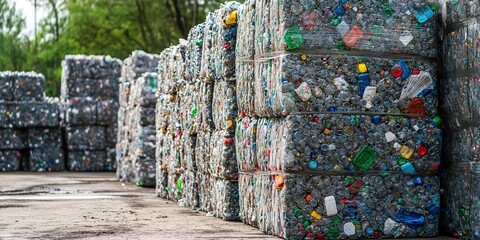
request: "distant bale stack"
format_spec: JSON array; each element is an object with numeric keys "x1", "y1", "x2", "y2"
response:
[{"x1": 61, "y1": 55, "x2": 122, "y2": 172}]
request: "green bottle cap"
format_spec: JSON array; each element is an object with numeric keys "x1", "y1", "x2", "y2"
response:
[{"x1": 397, "y1": 157, "x2": 407, "y2": 165}]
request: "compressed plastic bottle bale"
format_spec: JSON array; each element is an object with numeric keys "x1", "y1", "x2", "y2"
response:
[
  {"x1": 255, "y1": 53, "x2": 438, "y2": 117},
  {"x1": 444, "y1": 126, "x2": 480, "y2": 164},
  {"x1": 212, "y1": 80, "x2": 238, "y2": 132},
  {"x1": 105, "y1": 148, "x2": 116, "y2": 172},
  {"x1": 0, "y1": 129, "x2": 28, "y2": 149},
  {"x1": 166, "y1": 170, "x2": 183, "y2": 201},
  {"x1": 11, "y1": 102, "x2": 60, "y2": 127},
  {"x1": 239, "y1": 173, "x2": 258, "y2": 227},
  {"x1": 67, "y1": 150, "x2": 108, "y2": 172},
  {"x1": 442, "y1": 162, "x2": 480, "y2": 239},
  {"x1": 28, "y1": 128, "x2": 62, "y2": 149},
  {"x1": 130, "y1": 126, "x2": 156, "y2": 160},
  {"x1": 62, "y1": 55, "x2": 122, "y2": 80},
  {"x1": 210, "y1": 178, "x2": 240, "y2": 221},
  {"x1": 133, "y1": 157, "x2": 156, "y2": 187},
  {"x1": 442, "y1": 23, "x2": 480, "y2": 129},
  {"x1": 61, "y1": 78, "x2": 100, "y2": 99},
  {"x1": 210, "y1": 130, "x2": 238, "y2": 180},
  {"x1": 155, "y1": 94, "x2": 173, "y2": 133},
  {"x1": 0, "y1": 150, "x2": 21, "y2": 171},
  {"x1": 0, "y1": 72, "x2": 14, "y2": 102},
  {"x1": 156, "y1": 147, "x2": 169, "y2": 198},
  {"x1": 0, "y1": 104, "x2": 13, "y2": 128},
  {"x1": 13, "y1": 71, "x2": 45, "y2": 101},
  {"x1": 255, "y1": 0, "x2": 440, "y2": 58},
  {"x1": 179, "y1": 83, "x2": 201, "y2": 135},
  {"x1": 29, "y1": 148, "x2": 65, "y2": 172},
  {"x1": 182, "y1": 133, "x2": 197, "y2": 171},
  {"x1": 105, "y1": 125, "x2": 118, "y2": 148},
  {"x1": 199, "y1": 83, "x2": 215, "y2": 131},
  {"x1": 195, "y1": 130, "x2": 212, "y2": 174},
  {"x1": 201, "y1": 12, "x2": 216, "y2": 83},
  {"x1": 443, "y1": 0, "x2": 480, "y2": 25},
  {"x1": 253, "y1": 173, "x2": 440, "y2": 239},
  {"x1": 134, "y1": 72, "x2": 158, "y2": 107},
  {"x1": 66, "y1": 125, "x2": 106, "y2": 150},
  {"x1": 133, "y1": 107, "x2": 156, "y2": 126},
  {"x1": 160, "y1": 45, "x2": 187, "y2": 94},
  {"x1": 177, "y1": 170, "x2": 199, "y2": 209},
  {"x1": 97, "y1": 99, "x2": 119, "y2": 125},
  {"x1": 65, "y1": 97, "x2": 97, "y2": 125},
  {"x1": 236, "y1": 61, "x2": 255, "y2": 117},
  {"x1": 212, "y1": 2, "x2": 241, "y2": 80},
  {"x1": 197, "y1": 173, "x2": 214, "y2": 212},
  {"x1": 97, "y1": 78, "x2": 119, "y2": 99},
  {"x1": 236, "y1": 0, "x2": 256, "y2": 59},
  {"x1": 185, "y1": 23, "x2": 205, "y2": 82},
  {"x1": 235, "y1": 117, "x2": 258, "y2": 172},
  {"x1": 256, "y1": 114, "x2": 442, "y2": 174}
]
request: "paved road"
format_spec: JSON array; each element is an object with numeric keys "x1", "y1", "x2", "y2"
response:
[
  {"x1": 0, "y1": 173, "x2": 456, "y2": 240},
  {"x1": 0, "y1": 173, "x2": 276, "y2": 240}
]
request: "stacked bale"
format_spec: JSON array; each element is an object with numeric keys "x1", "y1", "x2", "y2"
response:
[
  {"x1": 236, "y1": 0, "x2": 443, "y2": 239},
  {"x1": 117, "y1": 51, "x2": 160, "y2": 185},
  {"x1": 61, "y1": 55, "x2": 121, "y2": 171},
  {"x1": 0, "y1": 72, "x2": 63, "y2": 172},
  {"x1": 441, "y1": 1, "x2": 480, "y2": 238}
]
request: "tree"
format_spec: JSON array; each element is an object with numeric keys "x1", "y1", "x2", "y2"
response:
[{"x1": 0, "y1": 0, "x2": 28, "y2": 70}]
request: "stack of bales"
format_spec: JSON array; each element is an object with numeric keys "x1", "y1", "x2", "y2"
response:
[
  {"x1": 441, "y1": 1, "x2": 480, "y2": 238},
  {"x1": 117, "y1": 51, "x2": 160, "y2": 186},
  {"x1": 61, "y1": 55, "x2": 121, "y2": 171},
  {"x1": 0, "y1": 72, "x2": 62, "y2": 171},
  {"x1": 236, "y1": 0, "x2": 443, "y2": 239},
  {"x1": 198, "y1": 1, "x2": 241, "y2": 220},
  {"x1": 156, "y1": 44, "x2": 187, "y2": 200}
]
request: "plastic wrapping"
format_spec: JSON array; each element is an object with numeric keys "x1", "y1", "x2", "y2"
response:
[
  {"x1": 236, "y1": 60, "x2": 255, "y2": 117},
  {"x1": 444, "y1": 126, "x2": 480, "y2": 165},
  {"x1": 442, "y1": 162, "x2": 480, "y2": 239},
  {"x1": 28, "y1": 128, "x2": 62, "y2": 149},
  {"x1": 185, "y1": 24, "x2": 205, "y2": 82},
  {"x1": 255, "y1": 0, "x2": 439, "y2": 58},
  {"x1": 212, "y1": 80, "x2": 238, "y2": 132},
  {"x1": 255, "y1": 114, "x2": 442, "y2": 174},
  {"x1": 243, "y1": 172, "x2": 439, "y2": 239},
  {"x1": 29, "y1": 148, "x2": 65, "y2": 172},
  {"x1": 210, "y1": 130, "x2": 237, "y2": 180},
  {"x1": 67, "y1": 150, "x2": 108, "y2": 172},
  {"x1": 255, "y1": 53, "x2": 438, "y2": 117},
  {"x1": 66, "y1": 125, "x2": 106, "y2": 150},
  {"x1": 0, "y1": 129, "x2": 28, "y2": 149},
  {"x1": 235, "y1": 117, "x2": 258, "y2": 172},
  {"x1": 0, "y1": 150, "x2": 21, "y2": 171},
  {"x1": 211, "y1": 178, "x2": 240, "y2": 221}
]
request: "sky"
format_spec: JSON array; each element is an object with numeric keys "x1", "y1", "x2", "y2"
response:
[{"x1": 11, "y1": 0, "x2": 48, "y2": 37}]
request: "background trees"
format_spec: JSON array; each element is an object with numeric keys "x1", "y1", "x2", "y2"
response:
[{"x1": 0, "y1": 0, "x2": 234, "y2": 96}]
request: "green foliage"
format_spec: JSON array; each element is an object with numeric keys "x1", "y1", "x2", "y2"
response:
[{"x1": 0, "y1": 0, "x2": 237, "y2": 97}]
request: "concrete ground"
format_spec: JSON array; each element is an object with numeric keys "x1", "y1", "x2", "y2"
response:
[
  {"x1": 0, "y1": 173, "x2": 455, "y2": 240},
  {"x1": 0, "y1": 173, "x2": 275, "y2": 240}
]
